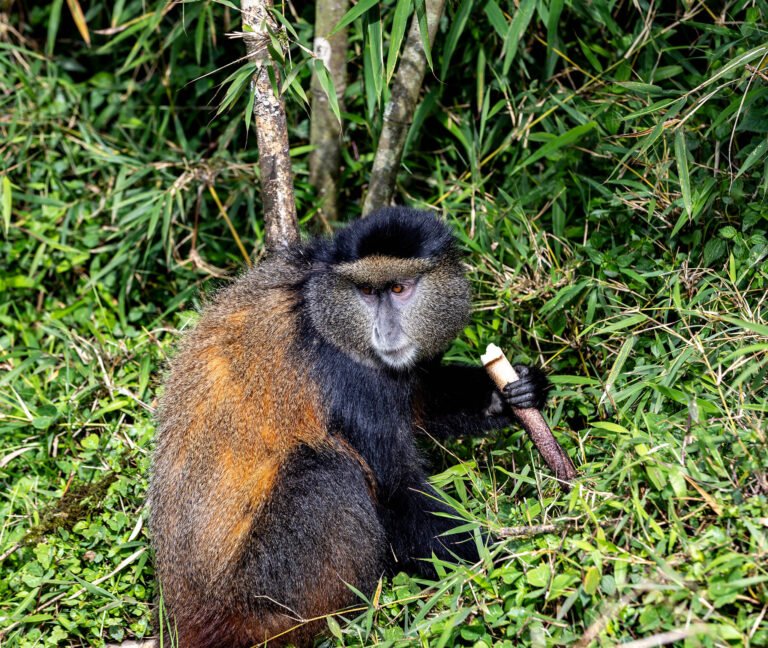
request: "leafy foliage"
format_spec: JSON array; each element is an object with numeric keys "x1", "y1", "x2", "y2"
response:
[{"x1": 1, "y1": 0, "x2": 767, "y2": 646}]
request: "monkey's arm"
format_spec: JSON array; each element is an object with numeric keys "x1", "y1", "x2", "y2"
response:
[
  {"x1": 380, "y1": 478, "x2": 482, "y2": 577},
  {"x1": 414, "y1": 360, "x2": 550, "y2": 439}
]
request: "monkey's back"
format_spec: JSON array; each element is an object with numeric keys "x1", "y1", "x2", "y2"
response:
[{"x1": 149, "y1": 256, "x2": 337, "y2": 643}]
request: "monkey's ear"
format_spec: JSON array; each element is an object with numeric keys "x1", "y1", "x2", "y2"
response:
[{"x1": 501, "y1": 365, "x2": 551, "y2": 410}]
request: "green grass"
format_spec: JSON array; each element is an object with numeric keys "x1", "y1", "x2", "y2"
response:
[{"x1": 1, "y1": 0, "x2": 767, "y2": 646}]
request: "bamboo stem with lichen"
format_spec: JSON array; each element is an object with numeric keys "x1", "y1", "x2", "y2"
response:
[
  {"x1": 362, "y1": 0, "x2": 446, "y2": 216},
  {"x1": 241, "y1": 0, "x2": 299, "y2": 251},
  {"x1": 309, "y1": 0, "x2": 349, "y2": 223}
]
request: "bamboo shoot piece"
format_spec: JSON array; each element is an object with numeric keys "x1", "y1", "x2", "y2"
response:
[{"x1": 481, "y1": 344, "x2": 577, "y2": 489}]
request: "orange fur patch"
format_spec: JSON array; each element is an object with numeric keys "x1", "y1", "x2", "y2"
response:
[
  {"x1": 212, "y1": 448, "x2": 281, "y2": 565},
  {"x1": 154, "y1": 284, "x2": 330, "y2": 581}
]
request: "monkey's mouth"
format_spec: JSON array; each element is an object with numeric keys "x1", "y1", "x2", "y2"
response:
[{"x1": 376, "y1": 344, "x2": 417, "y2": 369}]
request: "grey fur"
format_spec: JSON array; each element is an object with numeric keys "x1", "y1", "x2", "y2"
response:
[{"x1": 306, "y1": 254, "x2": 470, "y2": 370}]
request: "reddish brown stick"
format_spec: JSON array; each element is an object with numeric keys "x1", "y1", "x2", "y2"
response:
[{"x1": 482, "y1": 344, "x2": 577, "y2": 489}]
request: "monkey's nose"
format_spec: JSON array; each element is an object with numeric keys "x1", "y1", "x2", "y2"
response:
[{"x1": 372, "y1": 324, "x2": 400, "y2": 350}]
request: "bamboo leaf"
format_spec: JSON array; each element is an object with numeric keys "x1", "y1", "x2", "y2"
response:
[
  {"x1": 512, "y1": 122, "x2": 596, "y2": 174},
  {"x1": 387, "y1": 0, "x2": 412, "y2": 83},
  {"x1": 688, "y1": 43, "x2": 768, "y2": 95},
  {"x1": 280, "y1": 59, "x2": 308, "y2": 96},
  {"x1": 675, "y1": 128, "x2": 692, "y2": 218},
  {"x1": 414, "y1": 0, "x2": 433, "y2": 72},
  {"x1": 365, "y1": 6, "x2": 384, "y2": 102},
  {"x1": 313, "y1": 60, "x2": 341, "y2": 125},
  {"x1": 722, "y1": 343, "x2": 768, "y2": 363},
  {"x1": 216, "y1": 63, "x2": 259, "y2": 116},
  {"x1": 362, "y1": 28, "x2": 377, "y2": 120},
  {"x1": 545, "y1": 0, "x2": 564, "y2": 78},
  {"x1": 194, "y1": 3, "x2": 207, "y2": 64},
  {"x1": 330, "y1": 0, "x2": 379, "y2": 34},
  {"x1": 244, "y1": 85, "x2": 256, "y2": 136},
  {"x1": 600, "y1": 335, "x2": 637, "y2": 406},
  {"x1": 1, "y1": 175, "x2": 11, "y2": 238},
  {"x1": 484, "y1": 0, "x2": 507, "y2": 38},
  {"x1": 326, "y1": 616, "x2": 343, "y2": 639},
  {"x1": 577, "y1": 37, "x2": 603, "y2": 73},
  {"x1": 591, "y1": 313, "x2": 649, "y2": 336},
  {"x1": 721, "y1": 315, "x2": 768, "y2": 337},
  {"x1": 65, "y1": 0, "x2": 91, "y2": 46},
  {"x1": 734, "y1": 137, "x2": 768, "y2": 180},
  {"x1": 440, "y1": 0, "x2": 471, "y2": 80},
  {"x1": 111, "y1": 0, "x2": 126, "y2": 27},
  {"x1": 46, "y1": 0, "x2": 65, "y2": 56},
  {"x1": 503, "y1": 0, "x2": 536, "y2": 75},
  {"x1": 622, "y1": 97, "x2": 682, "y2": 121},
  {"x1": 583, "y1": 566, "x2": 601, "y2": 595}
]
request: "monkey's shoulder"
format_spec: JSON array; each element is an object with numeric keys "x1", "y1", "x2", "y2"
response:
[
  {"x1": 174, "y1": 254, "x2": 304, "y2": 349},
  {"x1": 156, "y1": 254, "x2": 314, "y2": 440}
]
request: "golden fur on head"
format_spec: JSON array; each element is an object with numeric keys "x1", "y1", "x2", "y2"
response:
[{"x1": 333, "y1": 255, "x2": 437, "y2": 287}]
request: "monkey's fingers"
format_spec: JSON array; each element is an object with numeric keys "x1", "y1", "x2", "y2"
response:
[
  {"x1": 504, "y1": 366, "x2": 551, "y2": 410},
  {"x1": 501, "y1": 382, "x2": 540, "y2": 410}
]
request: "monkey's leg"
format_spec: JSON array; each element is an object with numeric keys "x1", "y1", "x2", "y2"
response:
[
  {"x1": 381, "y1": 479, "x2": 481, "y2": 579},
  {"x1": 163, "y1": 444, "x2": 385, "y2": 648},
  {"x1": 232, "y1": 444, "x2": 387, "y2": 648}
]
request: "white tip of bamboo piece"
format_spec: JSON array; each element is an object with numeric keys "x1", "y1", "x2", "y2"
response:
[
  {"x1": 480, "y1": 343, "x2": 503, "y2": 366},
  {"x1": 482, "y1": 343, "x2": 520, "y2": 388}
]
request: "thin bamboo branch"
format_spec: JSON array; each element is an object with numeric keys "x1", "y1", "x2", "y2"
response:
[
  {"x1": 362, "y1": 0, "x2": 446, "y2": 216},
  {"x1": 241, "y1": 0, "x2": 299, "y2": 251},
  {"x1": 497, "y1": 523, "x2": 561, "y2": 538},
  {"x1": 208, "y1": 184, "x2": 252, "y2": 266},
  {"x1": 309, "y1": 0, "x2": 349, "y2": 223}
]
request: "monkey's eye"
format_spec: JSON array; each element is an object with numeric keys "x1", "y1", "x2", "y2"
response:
[
  {"x1": 360, "y1": 285, "x2": 374, "y2": 296},
  {"x1": 391, "y1": 284, "x2": 405, "y2": 294}
]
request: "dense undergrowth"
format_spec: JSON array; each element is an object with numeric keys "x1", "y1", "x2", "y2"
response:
[{"x1": 1, "y1": 0, "x2": 767, "y2": 646}]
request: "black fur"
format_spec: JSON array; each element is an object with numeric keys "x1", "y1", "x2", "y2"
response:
[
  {"x1": 308, "y1": 207, "x2": 459, "y2": 264},
  {"x1": 239, "y1": 445, "x2": 386, "y2": 616},
  {"x1": 291, "y1": 210, "x2": 551, "y2": 578},
  {"x1": 295, "y1": 324, "x2": 490, "y2": 576}
]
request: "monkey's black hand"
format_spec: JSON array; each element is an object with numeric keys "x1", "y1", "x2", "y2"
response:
[
  {"x1": 483, "y1": 390, "x2": 505, "y2": 417},
  {"x1": 501, "y1": 365, "x2": 551, "y2": 410}
]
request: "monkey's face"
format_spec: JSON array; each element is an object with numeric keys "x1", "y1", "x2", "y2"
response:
[
  {"x1": 358, "y1": 278, "x2": 421, "y2": 369},
  {"x1": 306, "y1": 255, "x2": 471, "y2": 371}
]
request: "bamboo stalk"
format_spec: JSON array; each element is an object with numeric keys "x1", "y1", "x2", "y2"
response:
[
  {"x1": 482, "y1": 344, "x2": 577, "y2": 490},
  {"x1": 241, "y1": 0, "x2": 299, "y2": 251},
  {"x1": 362, "y1": 0, "x2": 446, "y2": 215},
  {"x1": 309, "y1": 0, "x2": 349, "y2": 223}
]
